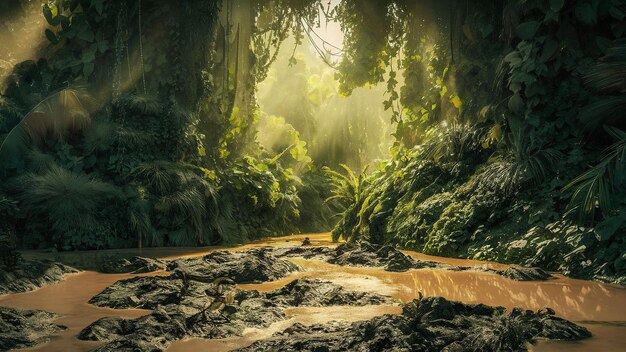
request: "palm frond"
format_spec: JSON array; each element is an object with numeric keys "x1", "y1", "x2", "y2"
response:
[
  {"x1": 0, "y1": 88, "x2": 95, "y2": 175},
  {"x1": 155, "y1": 187, "x2": 206, "y2": 242},
  {"x1": 564, "y1": 126, "x2": 626, "y2": 222},
  {"x1": 579, "y1": 96, "x2": 626, "y2": 129},
  {"x1": 133, "y1": 161, "x2": 177, "y2": 194},
  {"x1": 585, "y1": 39, "x2": 626, "y2": 93},
  {"x1": 12, "y1": 166, "x2": 119, "y2": 217},
  {"x1": 423, "y1": 123, "x2": 484, "y2": 163},
  {"x1": 476, "y1": 129, "x2": 560, "y2": 197}
]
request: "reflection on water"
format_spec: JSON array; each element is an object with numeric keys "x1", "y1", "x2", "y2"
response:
[
  {"x1": 531, "y1": 323, "x2": 626, "y2": 352},
  {"x1": 240, "y1": 258, "x2": 625, "y2": 322},
  {"x1": 1, "y1": 232, "x2": 625, "y2": 351}
]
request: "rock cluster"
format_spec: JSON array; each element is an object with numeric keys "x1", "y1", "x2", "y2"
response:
[
  {"x1": 0, "y1": 306, "x2": 67, "y2": 350},
  {"x1": 274, "y1": 242, "x2": 555, "y2": 280},
  {"x1": 0, "y1": 259, "x2": 79, "y2": 294},
  {"x1": 81, "y1": 278, "x2": 395, "y2": 351},
  {"x1": 236, "y1": 297, "x2": 591, "y2": 352},
  {"x1": 99, "y1": 256, "x2": 167, "y2": 274},
  {"x1": 167, "y1": 248, "x2": 300, "y2": 283}
]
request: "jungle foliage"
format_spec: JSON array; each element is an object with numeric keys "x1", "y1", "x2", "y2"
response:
[
  {"x1": 0, "y1": 0, "x2": 625, "y2": 284},
  {"x1": 0, "y1": 0, "x2": 333, "y2": 251},
  {"x1": 328, "y1": 0, "x2": 626, "y2": 284}
]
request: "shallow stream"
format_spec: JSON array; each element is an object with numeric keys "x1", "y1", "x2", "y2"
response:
[{"x1": 1, "y1": 233, "x2": 624, "y2": 351}]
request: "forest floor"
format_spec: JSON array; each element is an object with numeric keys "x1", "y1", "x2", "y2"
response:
[{"x1": 0, "y1": 233, "x2": 624, "y2": 351}]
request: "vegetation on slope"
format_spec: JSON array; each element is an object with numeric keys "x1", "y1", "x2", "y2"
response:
[
  {"x1": 0, "y1": 1, "x2": 624, "y2": 285},
  {"x1": 328, "y1": 0, "x2": 626, "y2": 284}
]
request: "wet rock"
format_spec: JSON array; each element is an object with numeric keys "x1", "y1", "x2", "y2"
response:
[
  {"x1": 0, "y1": 259, "x2": 79, "y2": 294},
  {"x1": 89, "y1": 276, "x2": 185, "y2": 309},
  {"x1": 331, "y1": 242, "x2": 437, "y2": 271},
  {"x1": 99, "y1": 256, "x2": 166, "y2": 274},
  {"x1": 167, "y1": 248, "x2": 300, "y2": 283},
  {"x1": 79, "y1": 308, "x2": 188, "y2": 352},
  {"x1": 82, "y1": 277, "x2": 395, "y2": 351},
  {"x1": 236, "y1": 297, "x2": 591, "y2": 352},
  {"x1": 265, "y1": 278, "x2": 395, "y2": 307},
  {"x1": 0, "y1": 306, "x2": 67, "y2": 350},
  {"x1": 274, "y1": 242, "x2": 555, "y2": 281},
  {"x1": 272, "y1": 245, "x2": 334, "y2": 259},
  {"x1": 83, "y1": 282, "x2": 286, "y2": 351},
  {"x1": 493, "y1": 267, "x2": 555, "y2": 281}
]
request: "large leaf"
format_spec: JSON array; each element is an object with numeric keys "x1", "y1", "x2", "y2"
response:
[
  {"x1": 515, "y1": 21, "x2": 541, "y2": 40},
  {"x1": 508, "y1": 93, "x2": 524, "y2": 113},
  {"x1": 575, "y1": 2, "x2": 598, "y2": 26},
  {"x1": 595, "y1": 213, "x2": 626, "y2": 241}
]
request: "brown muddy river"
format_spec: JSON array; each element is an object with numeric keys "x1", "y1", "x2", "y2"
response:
[{"x1": 1, "y1": 233, "x2": 624, "y2": 351}]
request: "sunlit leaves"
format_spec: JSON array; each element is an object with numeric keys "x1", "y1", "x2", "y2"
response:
[
  {"x1": 482, "y1": 123, "x2": 502, "y2": 149},
  {"x1": 43, "y1": 2, "x2": 59, "y2": 26},
  {"x1": 450, "y1": 95, "x2": 462, "y2": 109}
]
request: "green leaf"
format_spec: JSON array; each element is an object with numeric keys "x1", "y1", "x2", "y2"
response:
[
  {"x1": 595, "y1": 214, "x2": 625, "y2": 241},
  {"x1": 508, "y1": 93, "x2": 524, "y2": 113},
  {"x1": 45, "y1": 29, "x2": 59, "y2": 44},
  {"x1": 575, "y1": 2, "x2": 597, "y2": 26},
  {"x1": 77, "y1": 29, "x2": 95, "y2": 42},
  {"x1": 43, "y1": 3, "x2": 59, "y2": 26},
  {"x1": 60, "y1": 15, "x2": 70, "y2": 30},
  {"x1": 93, "y1": 0, "x2": 104, "y2": 15},
  {"x1": 550, "y1": 0, "x2": 565, "y2": 11},
  {"x1": 609, "y1": 6, "x2": 625, "y2": 21},
  {"x1": 504, "y1": 51, "x2": 522, "y2": 65},
  {"x1": 81, "y1": 46, "x2": 96, "y2": 63},
  {"x1": 515, "y1": 21, "x2": 541, "y2": 40},
  {"x1": 83, "y1": 62, "x2": 94, "y2": 77},
  {"x1": 540, "y1": 39, "x2": 559, "y2": 62}
]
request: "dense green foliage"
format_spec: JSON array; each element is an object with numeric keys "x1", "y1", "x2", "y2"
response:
[
  {"x1": 329, "y1": 0, "x2": 626, "y2": 284},
  {"x1": 0, "y1": 0, "x2": 332, "y2": 250},
  {"x1": 0, "y1": 0, "x2": 624, "y2": 284}
]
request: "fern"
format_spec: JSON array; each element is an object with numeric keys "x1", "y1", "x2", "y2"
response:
[
  {"x1": 132, "y1": 160, "x2": 220, "y2": 245},
  {"x1": 323, "y1": 164, "x2": 369, "y2": 208},
  {"x1": 477, "y1": 130, "x2": 560, "y2": 197},
  {"x1": 133, "y1": 161, "x2": 177, "y2": 194},
  {"x1": 10, "y1": 166, "x2": 121, "y2": 249},
  {"x1": 423, "y1": 123, "x2": 484, "y2": 163},
  {"x1": 579, "y1": 39, "x2": 626, "y2": 129},
  {"x1": 155, "y1": 188, "x2": 206, "y2": 244}
]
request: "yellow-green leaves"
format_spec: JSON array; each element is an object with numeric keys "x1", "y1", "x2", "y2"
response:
[
  {"x1": 450, "y1": 95, "x2": 462, "y2": 109},
  {"x1": 482, "y1": 123, "x2": 502, "y2": 149}
]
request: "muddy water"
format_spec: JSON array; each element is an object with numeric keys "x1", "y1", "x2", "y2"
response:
[
  {"x1": 2, "y1": 232, "x2": 625, "y2": 351},
  {"x1": 0, "y1": 271, "x2": 168, "y2": 351},
  {"x1": 167, "y1": 305, "x2": 402, "y2": 352}
]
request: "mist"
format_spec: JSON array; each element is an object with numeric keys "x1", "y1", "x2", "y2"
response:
[{"x1": 257, "y1": 35, "x2": 394, "y2": 172}]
